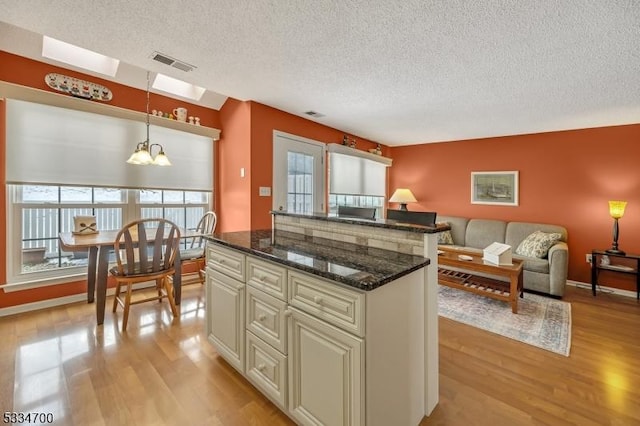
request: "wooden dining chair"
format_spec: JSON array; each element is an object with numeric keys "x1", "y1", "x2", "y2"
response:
[
  {"x1": 110, "y1": 218, "x2": 181, "y2": 331},
  {"x1": 177, "y1": 211, "x2": 217, "y2": 286}
]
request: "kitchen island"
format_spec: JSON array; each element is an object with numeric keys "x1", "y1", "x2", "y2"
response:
[{"x1": 205, "y1": 213, "x2": 447, "y2": 425}]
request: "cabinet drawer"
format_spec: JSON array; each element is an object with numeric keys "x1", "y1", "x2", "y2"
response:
[
  {"x1": 246, "y1": 331, "x2": 287, "y2": 409},
  {"x1": 288, "y1": 271, "x2": 365, "y2": 337},
  {"x1": 246, "y1": 286, "x2": 288, "y2": 354},
  {"x1": 247, "y1": 257, "x2": 287, "y2": 301},
  {"x1": 206, "y1": 243, "x2": 246, "y2": 282}
]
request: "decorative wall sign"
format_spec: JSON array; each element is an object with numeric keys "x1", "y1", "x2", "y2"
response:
[
  {"x1": 471, "y1": 171, "x2": 519, "y2": 206},
  {"x1": 45, "y1": 73, "x2": 113, "y2": 101}
]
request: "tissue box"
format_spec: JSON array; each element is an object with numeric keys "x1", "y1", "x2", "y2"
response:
[
  {"x1": 483, "y1": 242, "x2": 512, "y2": 265},
  {"x1": 73, "y1": 215, "x2": 98, "y2": 235}
]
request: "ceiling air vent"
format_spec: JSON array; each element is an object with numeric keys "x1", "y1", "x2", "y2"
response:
[
  {"x1": 151, "y1": 51, "x2": 196, "y2": 72},
  {"x1": 304, "y1": 110, "x2": 325, "y2": 118}
]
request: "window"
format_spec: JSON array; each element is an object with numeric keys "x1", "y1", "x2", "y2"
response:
[
  {"x1": 8, "y1": 184, "x2": 210, "y2": 285},
  {"x1": 328, "y1": 194, "x2": 385, "y2": 219},
  {"x1": 286, "y1": 151, "x2": 314, "y2": 214},
  {"x1": 5, "y1": 99, "x2": 215, "y2": 287},
  {"x1": 138, "y1": 189, "x2": 210, "y2": 248},
  {"x1": 327, "y1": 146, "x2": 391, "y2": 219}
]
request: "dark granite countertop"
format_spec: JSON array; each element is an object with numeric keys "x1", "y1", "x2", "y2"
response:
[
  {"x1": 205, "y1": 229, "x2": 430, "y2": 291},
  {"x1": 271, "y1": 210, "x2": 450, "y2": 233}
]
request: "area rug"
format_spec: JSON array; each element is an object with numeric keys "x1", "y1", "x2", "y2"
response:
[{"x1": 438, "y1": 285, "x2": 571, "y2": 356}]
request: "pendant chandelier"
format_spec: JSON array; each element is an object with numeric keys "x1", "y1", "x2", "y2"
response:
[{"x1": 126, "y1": 71, "x2": 171, "y2": 166}]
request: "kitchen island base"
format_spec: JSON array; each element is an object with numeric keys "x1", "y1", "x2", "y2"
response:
[{"x1": 206, "y1": 237, "x2": 430, "y2": 425}]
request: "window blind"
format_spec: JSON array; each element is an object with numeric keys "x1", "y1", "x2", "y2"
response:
[
  {"x1": 329, "y1": 152, "x2": 387, "y2": 196},
  {"x1": 5, "y1": 99, "x2": 213, "y2": 191}
]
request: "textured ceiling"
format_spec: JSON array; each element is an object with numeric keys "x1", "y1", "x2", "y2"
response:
[{"x1": 1, "y1": 1, "x2": 639, "y2": 146}]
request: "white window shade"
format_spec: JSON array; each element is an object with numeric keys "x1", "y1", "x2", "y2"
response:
[
  {"x1": 6, "y1": 99, "x2": 213, "y2": 191},
  {"x1": 329, "y1": 151, "x2": 388, "y2": 196}
]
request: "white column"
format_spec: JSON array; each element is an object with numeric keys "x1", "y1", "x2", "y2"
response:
[{"x1": 423, "y1": 232, "x2": 439, "y2": 415}]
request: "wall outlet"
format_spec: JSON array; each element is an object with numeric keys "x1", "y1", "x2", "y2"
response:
[{"x1": 585, "y1": 253, "x2": 593, "y2": 264}]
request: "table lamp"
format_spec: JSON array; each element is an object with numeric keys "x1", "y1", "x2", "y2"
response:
[
  {"x1": 606, "y1": 200, "x2": 627, "y2": 255},
  {"x1": 389, "y1": 188, "x2": 417, "y2": 211}
]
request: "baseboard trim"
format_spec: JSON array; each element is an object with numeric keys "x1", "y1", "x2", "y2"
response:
[
  {"x1": 567, "y1": 279, "x2": 637, "y2": 299},
  {"x1": 0, "y1": 281, "x2": 156, "y2": 317}
]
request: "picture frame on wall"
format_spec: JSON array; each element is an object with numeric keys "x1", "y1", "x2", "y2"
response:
[{"x1": 471, "y1": 171, "x2": 519, "y2": 206}]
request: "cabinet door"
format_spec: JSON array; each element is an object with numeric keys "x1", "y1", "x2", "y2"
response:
[
  {"x1": 288, "y1": 308, "x2": 364, "y2": 426},
  {"x1": 206, "y1": 268, "x2": 245, "y2": 372}
]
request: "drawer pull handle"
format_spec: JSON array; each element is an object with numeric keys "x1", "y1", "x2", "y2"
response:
[
  {"x1": 284, "y1": 309, "x2": 292, "y2": 317},
  {"x1": 219, "y1": 258, "x2": 225, "y2": 264},
  {"x1": 313, "y1": 296, "x2": 323, "y2": 304},
  {"x1": 259, "y1": 275, "x2": 266, "y2": 282},
  {"x1": 258, "y1": 363, "x2": 266, "y2": 371},
  {"x1": 258, "y1": 314, "x2": 267, "y2": 321}
]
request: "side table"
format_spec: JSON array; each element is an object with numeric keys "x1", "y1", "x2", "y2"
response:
[{"x1": 591, "y1": 250, "x2": 640, "y2": 300}]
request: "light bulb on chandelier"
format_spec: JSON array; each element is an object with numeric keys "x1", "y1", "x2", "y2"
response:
[{"x1": 126, "y1": 71, "x2": 171, "y2": 166}]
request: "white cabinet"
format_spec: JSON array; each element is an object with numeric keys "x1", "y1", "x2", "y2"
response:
[
  {"x1": 244, "y1": 258, "x2": 290, "y2": 409},
  {"x1": 205, "y1": 246, "x2": 246, "y2": 372},
  {"x1": 207, "y1": 244, "x2": 246, "y2": 282},
  {"x1": 206, "y1": 240, "x2": 428, "y2": 426},
  {"x1": 288, "y1": 270, "x2": 365, "y2": 337},
  {"x1": 246, "y1": 285, "x2": 288, "y2": 353},
  {"x1": 247, "y1": 257, "x2": 287, "y2": 300},
  {"x1": 246, "y1": 331, "x2": 287, "y2": 408},
  {"x1": 288, "y1": 307, "x2": 364, "y2": 426}
]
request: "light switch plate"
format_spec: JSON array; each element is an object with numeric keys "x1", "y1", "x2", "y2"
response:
[{"x1": 259, "y1": 187, "x2": 271, "y2": 196}]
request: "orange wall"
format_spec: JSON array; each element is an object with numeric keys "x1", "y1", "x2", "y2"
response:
[
  {"x1": 0, "y1": 51, "x2": 221, "y2": 307},
  {"x1": 217, "y1": 98, "x2": 252, "y2": 232},
  {"x1": 390, "y1": 124, "x2": 640, "y2": 291}
]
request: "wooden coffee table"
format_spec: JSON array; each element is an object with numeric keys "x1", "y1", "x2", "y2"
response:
[{"x1": 437, "y1": 246, "x2": 524, "y2": 313}]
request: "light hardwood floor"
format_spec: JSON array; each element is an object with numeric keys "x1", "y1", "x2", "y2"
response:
[{"x1": 1, "y1": 284, "x2": 638, "y2": 425}]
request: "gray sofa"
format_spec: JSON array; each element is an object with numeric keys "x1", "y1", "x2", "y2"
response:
[{"x1": 437, "y1": 215, "x2": 569, "y2": 297}]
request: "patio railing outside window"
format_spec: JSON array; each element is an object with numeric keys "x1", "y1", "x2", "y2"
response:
[
  {"x1": 10, "y1": 185, "x2": 210, "y2": 283},
  {"x1": 328, "y1": 194, "x2": 385, "y2": 219}
]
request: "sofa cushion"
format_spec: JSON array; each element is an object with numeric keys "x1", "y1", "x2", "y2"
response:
[
  {"x1": 436, "y1": 215, "x2": 469, "y2": 246},
  {"x1": 513, "y1": 254, "x2": 550, "y2": 274},
  {"x1": 465, "y1": 219, "x2": 507, "y2": 250},
  {"x1": 515, "y1": 230, "x2": 562, "y2": 258},
  {"x1": 505, "y1": 222, "x2": 567, "y2": 248},
  {"x1": 437, "y1": 225, "x2": 454, "y2": 245}
]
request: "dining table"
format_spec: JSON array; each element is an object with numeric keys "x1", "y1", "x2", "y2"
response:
[{"x1": 59, "y1": 228, "x2": 197, "y2": 325}]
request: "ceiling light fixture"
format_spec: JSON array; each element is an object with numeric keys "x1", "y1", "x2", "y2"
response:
[
  {"x1": 126, "y1": 71, "x2": 171, "y2": 166},
  {"x1": 42, "y1": 36, "x2": 119, "y2": 77}
]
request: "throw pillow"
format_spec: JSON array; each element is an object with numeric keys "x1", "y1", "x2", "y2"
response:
[
  {"x1": 515, "y1": 230, "x2": 562, "y2": 258},
  {"x1": 437, "y1": 224, "x2": 454, "y2": 245}
]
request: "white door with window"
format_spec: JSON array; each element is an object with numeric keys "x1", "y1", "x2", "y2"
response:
[{"x1": 273, "y1": 131, "x2": 325, "y2": 214}]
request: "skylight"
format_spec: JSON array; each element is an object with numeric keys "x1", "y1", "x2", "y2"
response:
[
  {"x1": 42, "y1": 36, "x2": 120, "y2": 77},
  {"x1": 152, "y1": 73, "x2": 206, "y2": 101}
]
